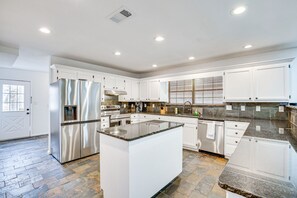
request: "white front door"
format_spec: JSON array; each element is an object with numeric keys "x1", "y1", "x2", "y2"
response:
[{"x1": 0, "y1": 80, "x2": 31, "y2": 141}]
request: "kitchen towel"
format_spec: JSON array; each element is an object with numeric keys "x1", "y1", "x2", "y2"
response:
[{"x1": 206, "y1": 121, "x2": 216, "y2": 140}]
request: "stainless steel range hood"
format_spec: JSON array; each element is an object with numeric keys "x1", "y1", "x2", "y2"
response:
[{"x1": 104, "y1": 89, "x2": 127, "y2": 96}]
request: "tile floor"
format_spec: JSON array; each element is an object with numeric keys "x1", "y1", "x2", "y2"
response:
[{"x1": 0, "y1": 136, "x2": 227, "y2": 197}]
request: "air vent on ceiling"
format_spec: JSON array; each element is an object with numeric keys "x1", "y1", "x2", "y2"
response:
[{"x1": 109, "y1": 7, "x2": 132, "y2": 23}]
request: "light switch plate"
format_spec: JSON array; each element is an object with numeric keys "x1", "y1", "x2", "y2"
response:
[
  {"x1": 279, "y1": 106, "x2": 284, "y2": 112},
  {"x1": 256, "y1": 125, "x2": 261, "y2": 131},
  {"x1": 256, "y1": 106, "x2": 261, "y2": 112},
  {"x1": 241, "y1": 105, "x2": 246, "y2": 111},
  {"x1": 279, "y1": 128, "x2": 284, "y2": 134},
  {"x1": 226, "y1": 105, "x2": 232, "y2": 111}
]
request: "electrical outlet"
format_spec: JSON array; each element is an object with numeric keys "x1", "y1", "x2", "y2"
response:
[
  {"x1": 226, "y1": 105, "x2": 232, "y2": 111},
  {"x1": 279, "y1": 106, "x2": 284, "y2": 112},
  {"x1": 256, "y1": 125, "x2": 261, "y2": 131},
  {"x1": 279, "y1": 128, "x2": 284, "y2": 134},
  {"x1": 241, "y1": 105, "x2": 246, "y2": 111},
  {"x1": 256, "y1": 106, "x2": 261, "y2": 112}
]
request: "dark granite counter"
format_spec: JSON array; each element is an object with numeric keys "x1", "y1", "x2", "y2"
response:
[{"x1": 98, "y1": 120, "x2": 184, "y2": 141}]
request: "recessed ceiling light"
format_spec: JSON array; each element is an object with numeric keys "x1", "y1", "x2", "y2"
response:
[
  {"x1": 152, "y1": 64, "x2": 157, "y2": 68},
  {"x1": 114, "y1": 51, "x2": 121, "y2": 56},
  {"x1": 155, "y1": 36, "x2": 165, "y2": 42},
  {"x1": 188, "y1": 56, "x2": 195, "y2": 60},
  {"x1": 244, "y1": 44, "x2": 252, "y2": 49},
  {"x1": 231, "y1": 6, "x2": 246, "y2": 15},
  {"x1": 39, "y1": 27, "x2": 51, "y2": 34}
]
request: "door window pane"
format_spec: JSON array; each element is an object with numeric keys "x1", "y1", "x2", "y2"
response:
[{"x1": 2, "y1": 84, "x2": 25, "y2": 112}]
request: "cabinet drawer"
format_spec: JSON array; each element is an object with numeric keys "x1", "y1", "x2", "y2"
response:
[
  {"x1": 225, "y1": 136, "x2": 241, "y2": 145},
  {"x1": 225, "y1": 121, "x2": 249, "y2": 130},
  {"x1": 131, "y1": 114, "x2": 139, "y2": 119},
  {"x1": 225, "y1": 144, "x2": 237, "y2": 157},
  {"x1": 101, "y1": 116, "x2": 109, "y2": 123},
  {"x1": 226, "y1": 128, "x2": 245, "y2": 138}
]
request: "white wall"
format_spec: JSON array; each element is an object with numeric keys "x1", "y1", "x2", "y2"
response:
[{"x1": 0, "y1": 67, "x2": 49, "y2": 136}]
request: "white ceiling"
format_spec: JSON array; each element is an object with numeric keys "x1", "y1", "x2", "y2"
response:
[{"x1": 0, "y1": 0, "x2": 297, "y2": 73}]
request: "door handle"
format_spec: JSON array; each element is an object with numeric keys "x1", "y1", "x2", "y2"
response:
[{"x1": 26, "y1": 112, "x2": 30, "y2": 115}]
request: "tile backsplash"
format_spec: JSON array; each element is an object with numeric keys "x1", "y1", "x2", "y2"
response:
[{"x1": 289, "y1": 107, "x2": 297, "y2": 126}]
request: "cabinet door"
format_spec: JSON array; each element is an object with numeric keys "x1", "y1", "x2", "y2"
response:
[
  {"x1": 253, "y1": 139, "x2": 289, "y2": 180},
  {"x1": 148, "y1": 80, "x2": 160, "y2": 101},
  {"x1": 254, "y1": 65, "x2": 289, "y2": 102},
  {"x1": 93, "y1": 74, "x2": 104, "y2": 102},
  {"x1": 183, "y1": 124, "x2": 198, "y2": 151},
  {"x1": 103, "y1": 76, "x2": 116, "y2": 90},
  {"x1": 57, "y1": 69, "x2": 77, "y2": 80},
  {"x1": 228, "y1": 137, "x2": 252, "y2": 171},
  {"x1": 77, "y1": 72, "x2": 94, "y2": 81},
  {"x1": 224, "y1": 69, "x2": 253, "y2": 102},
  {"x1": 139, "y1": 81, "x2": 148, "y2": 101},
  {"x1": 131, "y1": 80, "x2": 140, "y2": 101},
  {"x1": 119, "y1": 79, "x2": 131, "y2": 101},
  {"x1": 116, "y1": 78, "x2": 126, "y2": 91}
]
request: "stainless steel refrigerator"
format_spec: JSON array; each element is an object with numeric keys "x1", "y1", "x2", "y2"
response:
[{"x1": 50, "y1": 79, "x2": 101, "y2": 163}]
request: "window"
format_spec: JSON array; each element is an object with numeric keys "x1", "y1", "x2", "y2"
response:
[
  {"x1": 2, "y1": 84, "x2": 25, "y2": 112},
  {"x1": 194, "y1": 76, "x2": 223, "y2": 105},
  {"x1": 169, "y1": 80, "x2": 193, "y2": 104}
]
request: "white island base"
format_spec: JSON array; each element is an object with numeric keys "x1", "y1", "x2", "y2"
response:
[{"x1": 100, "y1": 126, "x2": 183, "y2": 198}]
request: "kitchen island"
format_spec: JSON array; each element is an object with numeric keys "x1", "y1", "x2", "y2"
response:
[{"x1": 98, "y1": 120, "x2": 184, "y2": 198}]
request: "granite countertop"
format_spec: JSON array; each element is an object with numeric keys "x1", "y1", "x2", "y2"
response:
[
  {"x1": 218, "y1": 119, "x2": 297, "y2": 197},
  {"x1": 97, "y1": 120, "x2": 184, "y2": 141}
]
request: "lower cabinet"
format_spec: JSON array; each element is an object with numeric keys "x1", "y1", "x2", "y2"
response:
[
  {"x1": 253, "y1": 138, "x2": 289, "y2": 180},
  {"x1": 182, "y1": 124, "x2": 198, "y2": 151},
  {"x1": 131, "y1": 114, "x2": 198, "y2": 151},
  {"x1": 229, "y1": 137, "x2": 290, "y2": 181}
]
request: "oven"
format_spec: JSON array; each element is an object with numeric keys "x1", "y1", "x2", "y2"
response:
[
  {"x1": 110, "y1": 116, "x2": 131, "y2": 127},
  {"x1": 101, "y1": 105, "x2": 131, "y2": 127}
]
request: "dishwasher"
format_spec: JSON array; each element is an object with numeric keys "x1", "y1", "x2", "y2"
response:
[{"x1": 197, "y1": 120, "x2": 224, "y2": 155}]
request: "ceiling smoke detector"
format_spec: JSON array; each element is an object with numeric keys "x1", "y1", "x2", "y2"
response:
[{"x1": 109, "y1": 7, "x2": 132, "y2": 23}]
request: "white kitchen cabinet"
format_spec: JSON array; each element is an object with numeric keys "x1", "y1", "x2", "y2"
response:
[
  {"x1": 139, "y1": 81, "x2": 149, "y2": 101},
  {"x1": 101, "y1": 116, "x2": 110, "y2": 129},
  {"x1": 51, "y1": 67, "x2": 77, "y2": 82},
  {"x1": 93, "y1": 74, "x2": 105, "y2": 102},
  {"x1": 148, "y1": 80, "x2": 160, "y2": 101},
  {"x1": 103, "y1": 75, "x2": 126, "y2": 91},
  {"x1": 182, "y1": 123, "x2": 198, "y2": 151},
  {"x1": 139, "y1": 80, "x2": 168, "y2": 102},
  {"x1": 228, "y1": 137, "x2": 252, "y2": 171},
  {"x1": 119, "y1": 79, "x2": 139, "y2": 102},
  {"x1": 224, "y1": 121, "x2": 250, "y2": 158},
  {"x1": 224, "y1": 63, "x2": 291, "y2": 102},
  {"x1": 131, "y1": 113, "x2": 198, "y2": 151},
  {"x1": 224, "y1": 68, "x2": 253, "y2": 102},
  {"x1": 77, "y1": 71, "x2": 94, "y2": 81},
  {"x1": 131, "y1": 80, "x2": 140, "y2": 101},
  {"x1": 253, "y1": 138, "x2": 289, "y2": 180},
  {"x1": 254, "y1": 64, "x2": 289, "y2": 102}
]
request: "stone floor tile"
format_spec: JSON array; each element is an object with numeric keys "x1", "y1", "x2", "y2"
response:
[{"x1": 0, "y1": 135, "x2": 227, "y2": 197}]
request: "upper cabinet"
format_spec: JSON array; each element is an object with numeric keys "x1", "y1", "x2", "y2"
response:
[
  {"x1": 224, "y1": 68, "x2": 253, "y2": 102},
  {"x1": 254, "y1": 65, "x2": 289, "y2": 102},
  {"x1": 119, "y1": 79, "x2": 140, "y2": 102},
  {"x1": 102, "y1": 76, "x2": 126, "y2": 91},
  {"x1": 139, "y1": 80, "x2": 168, "y2": 102},
  {"x1": 224, "y1": 63, "x2": 291, "y2": 102}
]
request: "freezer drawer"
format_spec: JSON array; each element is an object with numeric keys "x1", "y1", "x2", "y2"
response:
[
  {"x1": 61, "y1": 124, "x2": 81, "y2": 163},
  {"x1": 81, "y1": 122, "x2": 100, "y2": 157},
  {"x1": 198, "y1": 120, "x2": 224, "y2": 155}
]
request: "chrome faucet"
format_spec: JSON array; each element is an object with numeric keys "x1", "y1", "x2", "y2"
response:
[{"x1": 183, "y1": 101, "x2": 192, "y2": 114}]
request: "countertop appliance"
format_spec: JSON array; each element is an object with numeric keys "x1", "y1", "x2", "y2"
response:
[
  {"x1": 197, "y1": 120, "x2": 224, "y2": 155},
  {"x1": 50, "y1": 79, "x2": 101, "y2": 163},
  {"x1": 101, "y1": 105, "x2": 131, "y2": 127}
]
